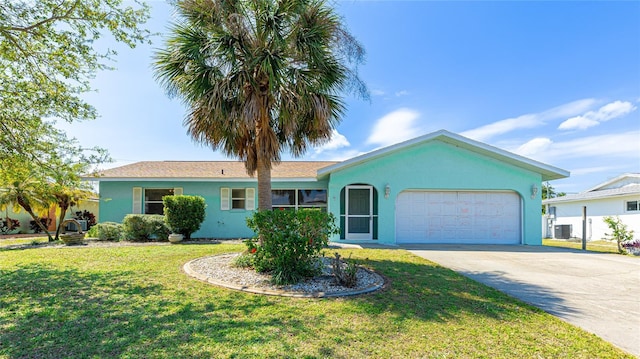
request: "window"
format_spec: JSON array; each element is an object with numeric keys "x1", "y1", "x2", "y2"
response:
[
  {"x1": 145, "y1": 188, "x2": 174, "y2": 214},
  {"x1": 271, "y1": 189, "x2": 327, "y2": 211},
  {"x1": 627, "y1": 200, "x2": 639, "y2": 212},
  {"x1": 220, "y1": 188, "x2": 255, "y2": 210},
  {"x1": 232, "y1": 189, "x2": 246, "y2": 209}
]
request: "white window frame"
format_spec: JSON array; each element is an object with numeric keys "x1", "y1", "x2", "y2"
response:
[
  {"x1": 143, "y1": 188, "x2": 182, "y2": 215},
  {"x1": 625, "y1": 200, "x2": 639, "y2": 212},
  {"x1": 221, "y1": 187, "x2": 255, "y2": 211},
  {"x1": 271, "y1": 189, "x2": 327, "y2": 210}
]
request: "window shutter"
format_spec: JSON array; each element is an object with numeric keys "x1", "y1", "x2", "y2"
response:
[
  {"x1": 132, "y1": 187, "x2": 142, "y2": 214},
  {"x1": 245, "y1": 188, "x2": 256, "y2": 210},
  {"x1": 220, "y1": 187, "x2": 230, "y2": 210},
  {"x1": 173, "y1": 187, "x2": 183, "y2": 196}
]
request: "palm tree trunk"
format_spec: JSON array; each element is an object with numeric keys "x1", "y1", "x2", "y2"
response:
[
  {"x1": 25, "y1": 207, "x2": 54, "y2": 242},
  {"x1": 256, "y1": 155, "x2": 272, "y2": 211}
]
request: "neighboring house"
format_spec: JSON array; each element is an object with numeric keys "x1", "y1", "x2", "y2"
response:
[
  {"x1": 87, "y1": 130, "x2": 568, "y2": 245},
  {"x1": 543, "y1": 173, "x2": 640, "y2": 241},
  {"x1": 1, "y1": 199, "x2": 99, "y2": 234}
]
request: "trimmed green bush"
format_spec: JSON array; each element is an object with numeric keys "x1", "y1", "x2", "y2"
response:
[
  {"x1": 122, "y1": 214, "x2": 170, "y2": 242},
  {"x1": 86, "y1": 222, "x2": 123, "y2": 241},
  {"x1": 163, "y1": 195, "x2": 206, "y2": 239},
  {"x1": 246, "y1": 209, "x2": 339, "y2": 285}
]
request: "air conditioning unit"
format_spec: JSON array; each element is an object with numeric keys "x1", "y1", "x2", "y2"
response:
[
  {"x1": 66, "y1": 220, "x2": 88, "y2": 231},
  {"x1": 554, "y1": 224, "x2": 571, "y2": 239}
]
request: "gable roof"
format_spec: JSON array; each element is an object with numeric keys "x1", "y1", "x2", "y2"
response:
[
  {"x1": 584, "y1": 173, "x2": 640, "y2": 192},
  {"x1": 543, "y1": 185, "x2": 640, "y2": 204},
  {"x1": 86, "y1": 161, "x2": 338, "y2": 182},
  {"x1": 544, "y1": 173, "x2": 640, "y2": 204},
  {"x1": 317, "y1": 129, "x2": 569, "y2": 181}
]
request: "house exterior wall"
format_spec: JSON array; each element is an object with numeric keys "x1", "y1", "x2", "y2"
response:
[
  {"x1": 98, "y1": 179, "x2": 329, "y2": 239},
  {"x1": 2, "y1": 199, "x2": 99, "y2": 234},
  {"x1": 548, "y1": 194, "x2": 640, "y2": 240},
  {"x1": 325, "y1": 140, "x2": 543, "y2": 245}
]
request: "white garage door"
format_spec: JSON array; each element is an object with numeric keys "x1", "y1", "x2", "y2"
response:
[{"x1": 396, "y1": 191, "x2": 521, "y2": 244}]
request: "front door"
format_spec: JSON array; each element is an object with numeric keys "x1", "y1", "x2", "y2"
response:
[{"x1": 346, "y1": 185, "x2": 373, "y2": 239}]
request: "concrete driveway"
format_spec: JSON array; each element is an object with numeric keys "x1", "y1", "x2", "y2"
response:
[{"x1": 401, "y1": 244, "x2": 640, "y2": 357}]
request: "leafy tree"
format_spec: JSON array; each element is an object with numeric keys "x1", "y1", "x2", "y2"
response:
[
  {"x1": 154, "y1": 0, "x2": 367, "y2": 210},
  {"x1": 542, "y1": 182, "x2": 566, "y2": 200},
  {"x1": 0, "y1": 165, "x2": 53, "y2": 241},
  {"x1": 603, "y1": 216, "x2": 635, "y2": 253},
  {"x1": 0, "y1": 153, "x2": 96, "y2": 242},
  {"x1": 0, "y1": 0, "x2": 151, "y2": 164},
  {"x1": 542, "y1": 182, "x2": 566, "y2": 214}
]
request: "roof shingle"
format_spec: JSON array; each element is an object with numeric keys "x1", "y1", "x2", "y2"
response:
[{"x1": 88, "y1": 161, "x2": 338, "y2": 180}]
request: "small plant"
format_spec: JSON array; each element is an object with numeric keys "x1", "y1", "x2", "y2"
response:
[
  {"x1": 621, "y1": 238, "x2": 640, "y2": 256},
  {"x1": 87, "y1": 222, "x2": 124, "y2": 241},
  {"x1": 246, "y1": 210, "x2": 339, "y2": 285},
  {"x1": 122, "y1": 214, "x2": 170, "y2": 242},
  {"x1": 29, "y1": 217, "x2": 51, "y2": 233},
  {"x1": 332, "y1": 252, "x2": 359, "y2": 288},
  {"x1": 72, "y1": 210, "x2": 97, "y2": 229},
  {"x1": 0, "y1": 217, "x2": 20, "y2": 234},
  {"x1": 603, "y1": 216, "x2": 635, "y2": 253},
  {"x1": 163, "y1": 195, "x2": 206, "y2": 239},
  {"x1": 232, "y1": 252, "x2": 255, "y2": 269}
]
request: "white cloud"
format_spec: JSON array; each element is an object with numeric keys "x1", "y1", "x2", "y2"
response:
[
  {"x1": 395, "y1": 90, "x2": 409, "y2": 97},
  {"x1": 558, "y1": 116, "x2": 599, "y2": 130},
  {"x1": 314, "y1": 129, "x2": 350, "y2": 155},
  {"x1": 547, "y1": 131, "x2": 640, "y2": 159},
  {"x1": 514, "y1": 131, "x2": 640, "y2": 163},
  {"x1": 462, "y1": 98, "x2": 597, "y2": 141},
  {"x1": 366, "y1": 108, "x2": 421, "y2": 147},
  {"x1": 515, "y1": 137, "x2": 552, "y2": 157},
  {"x1": 558, "y1": 100, "x2": 636, "y2": 130}
]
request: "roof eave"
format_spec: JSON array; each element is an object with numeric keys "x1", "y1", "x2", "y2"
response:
[{"x1": 317, "y1": 129, "x2": 570, "y2": 181}]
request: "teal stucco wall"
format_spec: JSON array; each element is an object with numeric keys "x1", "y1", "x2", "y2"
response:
[
  {"x1": 325, "y1": 140, "x2": 543, "y2": 245},
  {"x1": 98, "y1": 179, "x2": 328, "y2": 239}
]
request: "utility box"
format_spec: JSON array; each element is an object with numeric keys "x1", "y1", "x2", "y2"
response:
[
  {"x1": 66, "y1": 220, "x2": 88, "y2": 231},
  {"x1": 554, "y1": 224, "x2": 571, "y2": 239}
]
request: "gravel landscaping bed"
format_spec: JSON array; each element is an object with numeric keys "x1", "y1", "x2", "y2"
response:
[{"x1": 184, "y1": 252, "x2": 386, "y2": 298}]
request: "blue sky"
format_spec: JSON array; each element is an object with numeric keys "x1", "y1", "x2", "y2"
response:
[{"x1": 60, "y1": 0, "x2": 640, "y2": 193}]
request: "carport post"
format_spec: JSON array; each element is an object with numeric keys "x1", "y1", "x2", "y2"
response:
[{"x1": 582, "y1": 206, "x2": 587, "y2": 250}]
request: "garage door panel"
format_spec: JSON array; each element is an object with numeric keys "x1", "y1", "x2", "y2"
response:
[{"x1": 396, "y1": 191, "x2": 521, "y2": 244}]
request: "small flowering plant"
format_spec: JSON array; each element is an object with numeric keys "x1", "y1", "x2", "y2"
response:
[{"x1": 621, "y1": 238, "x2": 640, "y2": 256}]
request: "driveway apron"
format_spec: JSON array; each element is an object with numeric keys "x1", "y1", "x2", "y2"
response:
[{"x1": 402, "y1": 244, "x2": 640, "y2": 357}]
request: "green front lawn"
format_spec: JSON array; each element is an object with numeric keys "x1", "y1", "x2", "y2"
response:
[
  {"x1": 0, "y1": 244, "x2": 631, "y2": 358},
  {"x1": 543, "y1": 238, "x2": 622, "y2": 254}
]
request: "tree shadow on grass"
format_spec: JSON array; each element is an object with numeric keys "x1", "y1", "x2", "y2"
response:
[{"x1": 0, "y1": 264, "x2": 309, "y2": 358}]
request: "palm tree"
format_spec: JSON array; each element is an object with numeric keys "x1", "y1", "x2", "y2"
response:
[
  {"x1": 0, "y1": 177, "x2": 54, "y2": 242},
  {"x1": 154, "y1": 0, "x2": 366, "y2": 210}
]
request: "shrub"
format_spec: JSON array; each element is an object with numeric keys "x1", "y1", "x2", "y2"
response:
[
  {"x1": 72, "y1": 210, "x2": 97, "y2": 229},
  {"x1": 87, "y1": 222, "x2": 123, "y2": 241},
  {"x1": 29, "y1": 217, "x2": 51, "y2": 233},
  {"x1": 621, "y1": 238, "x2": 640, "y2": 255},
  {"x1": 163, "y1": 195, "x2": 206, "y2": 239},
  {"x1": 232, "y1": 251, "x2": 255, "y2": 268},
  {"x1": 0, "y1": 217, "x2": 20, "y2": 234},
  {"x1": 122, "y1": 214, "x2": 170, "y2": 242},
  {"x1": 246, "y1": 210, "x2": 339, "y2": 285}
]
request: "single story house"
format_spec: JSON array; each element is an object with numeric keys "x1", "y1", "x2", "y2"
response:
[
  {"x1": 87, "y1": 130, "x2": 569, "y2": 245},
  {"x1": 543, "y1": 173, "x2": 640, "y2": 241}
]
